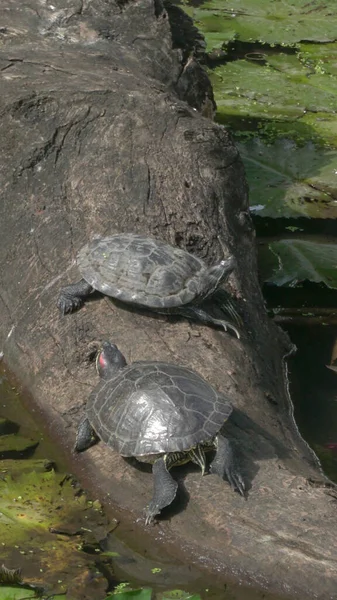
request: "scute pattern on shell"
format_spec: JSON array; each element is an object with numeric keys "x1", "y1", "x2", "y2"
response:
[
  {"x1": 77, "y1": 234, "x2": 206, "y2": 308},
  {"x1": 86, "y1": 362, "x2": 233, "y2": 457}
]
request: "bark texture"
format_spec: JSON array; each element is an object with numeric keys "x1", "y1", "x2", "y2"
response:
[{"x1": 0, "y1": 1, "x2": 336, "y2": 598}]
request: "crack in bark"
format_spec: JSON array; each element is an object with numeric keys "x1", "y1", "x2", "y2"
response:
[
  {"x1": 0, "y1": 290, "x2": 13, "y2": 325},
  {"x1": 31, "y1": 233, "x2": 52, "y2": 275},
  {"x1": 47, "y1": 327, "x2": 91, "y2": 390}
]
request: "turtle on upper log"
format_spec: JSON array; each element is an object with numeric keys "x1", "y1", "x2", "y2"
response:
[
  {"x1": 57, "y1": 233, "x2": 241, "y2": 338},
  {"x1": 75, "y1": 341, "x2": 245, "y2": 524}
]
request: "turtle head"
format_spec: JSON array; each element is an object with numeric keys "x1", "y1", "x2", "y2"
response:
[
  {"x1": 198, "y1": 256, "x2": 235, "y2": 300},
  {"x1": 96, "y1": 342, "x2": 127, "y2": 379}
]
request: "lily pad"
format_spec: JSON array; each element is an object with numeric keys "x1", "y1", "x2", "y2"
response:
[
  {"x1": 211, "y1": 59, "x2": 337, "y2": 123},
  {"x1": 159, "y1": 592, "x2": 202, "y2": 600},
  {"x1": 107, "y1": 589, "x2": 152, "y2": 600},
  {"x1": 184, "y1": 0, "x2": 337, "y2": 47},
  {"x1": 0, "y1": 588, "x2": 36, "y2": 600},
  {"x1": 0, "y1": 434, "x2": 39, "y2": 457},
  {"x1": 300, "y1": 112, "x2": 337, "y2": 147},
  {"x1": 0, "y1": 457, "x2": 55, "y2": 478},
  {"x1": 237, "y1": 138, "x2": 337, "y2": 219},
  {"x1": 299, "y1": 42, "x2": 337, "y2": 77},
  {"x1": 258, "y1": 239, "x2": 337, "y2": 288}
]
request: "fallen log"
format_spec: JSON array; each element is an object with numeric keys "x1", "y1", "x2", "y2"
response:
[{"x1": 0, "y1": 1, "x2": 336, "y2": 598}]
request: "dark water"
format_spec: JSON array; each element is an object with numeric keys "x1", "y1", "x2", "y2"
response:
[
  {"x1": 0, "y1": 366, "x2": 287, "y2": 600},
  {"x1": 284, "y1": 324, "x2": 337, "y2": 483}
]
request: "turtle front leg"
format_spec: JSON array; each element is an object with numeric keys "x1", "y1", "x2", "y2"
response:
[
  {"x1": 57, "y1": 278, "x2": 94, "y2": 314},
  {"x1": 74, "y1": 418, "x2": 99, "y2": 452},
  {"x1": 178, "y1": 306, "x2": 240, "y2": 339},
  {"x1": 145, "y1": 456, "x2": 178, "y2": 525},
  {"x1": 210, "y1": 434, "x2": 245, "y2": 496}
]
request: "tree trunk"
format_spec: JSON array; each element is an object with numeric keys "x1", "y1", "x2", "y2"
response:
[{"x1": 0, "y1": 1, "x2": 336, "y2": 598}]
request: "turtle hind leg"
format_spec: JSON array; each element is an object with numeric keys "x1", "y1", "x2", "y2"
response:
[
  {"x1": 210, "y1": 434, "x2": 245, "y2": 496},
  {"x1": 178, "y1": 306, "x2": 240, "y2": 339},
  {"x1": 74, "y1": 418, "x2": 99, "y2": 453},
  {"x1": 57, "y1": 278, "x2": 93, "y2": 314},
  {"x1": 144, "y1": 456, "x2": 178, "y2": 525}
]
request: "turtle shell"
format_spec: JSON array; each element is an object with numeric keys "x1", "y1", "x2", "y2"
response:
[
  {"x1": 77, "y1": 234, "x2": 206, "y2": 308},
  {"x1": 86, "y1": 361, "x2": 233, "y2": 457}
]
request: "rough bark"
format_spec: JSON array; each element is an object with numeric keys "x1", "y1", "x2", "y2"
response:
[{"x1": 0, "y1": 1, "x2": 336, "y2": 598}]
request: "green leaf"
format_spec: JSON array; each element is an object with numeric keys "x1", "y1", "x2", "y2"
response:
[
  {"x1": 211, "y1": 59, "x2": 337, "y2": 123},
  {"x1": 258, "y1": 239, "x2": 337, "y2": 288},
  {"x1": 238, "y1": 138, "x2": 337, "y2": 219},
  {"x1": 185, "y1": 0, "x2": 337, "y2": 47},
  {"x1": 159, "y1": 591, "x2": 202, "y2": 600},
  {"x1": 300, "y1": 112, "x2": 337, "y2": 147},
  {"x1": 105, "y1": 589, "x2": 152, "y2": 600},
  {"x1": 299, "y1": 42, "x2": 337, "y2": 77},
  {"x1": 0, "y1": 434, "x2": 39, "y2": 456},
  {"x1": 0, "y1": 588, "x2": 36, "y2": 600}
]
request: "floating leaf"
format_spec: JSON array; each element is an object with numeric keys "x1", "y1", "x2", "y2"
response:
[
  {"x1": 185, "y1": 0, "x2": 337, "y2": 47},
  {"x1": 106, "y1": 589, "x2": 152, "y2": 600},
  {"x1": 299, "y1": 42, "x2": 337, "y2": 77},
  {"x1": 0, "y1": 588, "x2": 36, "y2": 600},
  {"x1": 238, "y1": 138, "x2": 337, "y2": 219},
  {"x1": 258, "y1": 239, "x2": 337, "y2": 288},
  {"x1": 299, "y1": 112, "x2": 337, "y2": 147},
  {"x1": 0, "y1": 434, "x2": 39, "y2": 457},
  {"x1": 211, "y1": 59, "x2": 337, "y2": 123},
  {"x1": 0, "y1": 457, "x2": 54, "y2": 478},
  {"x1": 159, "y1": 591, "x2": 202, "y2": 600}
]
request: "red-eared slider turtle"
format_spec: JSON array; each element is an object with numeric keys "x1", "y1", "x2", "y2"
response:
[
  {"x1": 57, "y1": 233, "x2": 240, "y2": 337},
  {"x1": 75, "y1": 341, "x2": 245, "y2": 524}
]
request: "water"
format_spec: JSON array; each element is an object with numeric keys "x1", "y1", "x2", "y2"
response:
[
  {"x1": 0, "y1": 365, "x2": 287, "y2": 600},
  {"x1": 284, "y1": 324, "x2": 337, "y2": 483}
]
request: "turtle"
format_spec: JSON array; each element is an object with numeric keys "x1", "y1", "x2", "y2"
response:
[
  {"x1": 57, "y1": 233, "x2": 240, "y2": 338},
  {"x1": 75, "y1": 341, "x2": 245, "y2": 524}
]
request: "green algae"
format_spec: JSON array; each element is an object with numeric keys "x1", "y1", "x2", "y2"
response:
[{"x1": 0, "y1": 422, "x2": 112, "y2": 598}]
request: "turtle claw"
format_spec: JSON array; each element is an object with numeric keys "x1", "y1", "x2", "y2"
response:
[
  {"x1": 228, "y1": 323, "x2": 240, "y2": 339},
  {"x1": 225, "y1": 468, "x2": 246, "y2": 497},
  {"x1": 210, "y1": 460, "x2": 245, "y2": 496},
  {"x1": 211, "y1": 317, "x2": 240, "y2": 339},
  {"x1": 57, "y1": 293, "x2": 83, "y2": 315},
  {"x1": 221, "y1": 321, "x2": 240, "y2": 339},
  {"x1": 210, "y1": 435, "x2": 245, "y2": 497},
  {"x1": 144, "y1": 503, "x2": 160, "y2": 526}
]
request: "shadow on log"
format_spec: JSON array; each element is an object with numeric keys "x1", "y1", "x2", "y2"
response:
[{"x1": 0, "y1": 1, "x2": 336, "y2": 598}]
